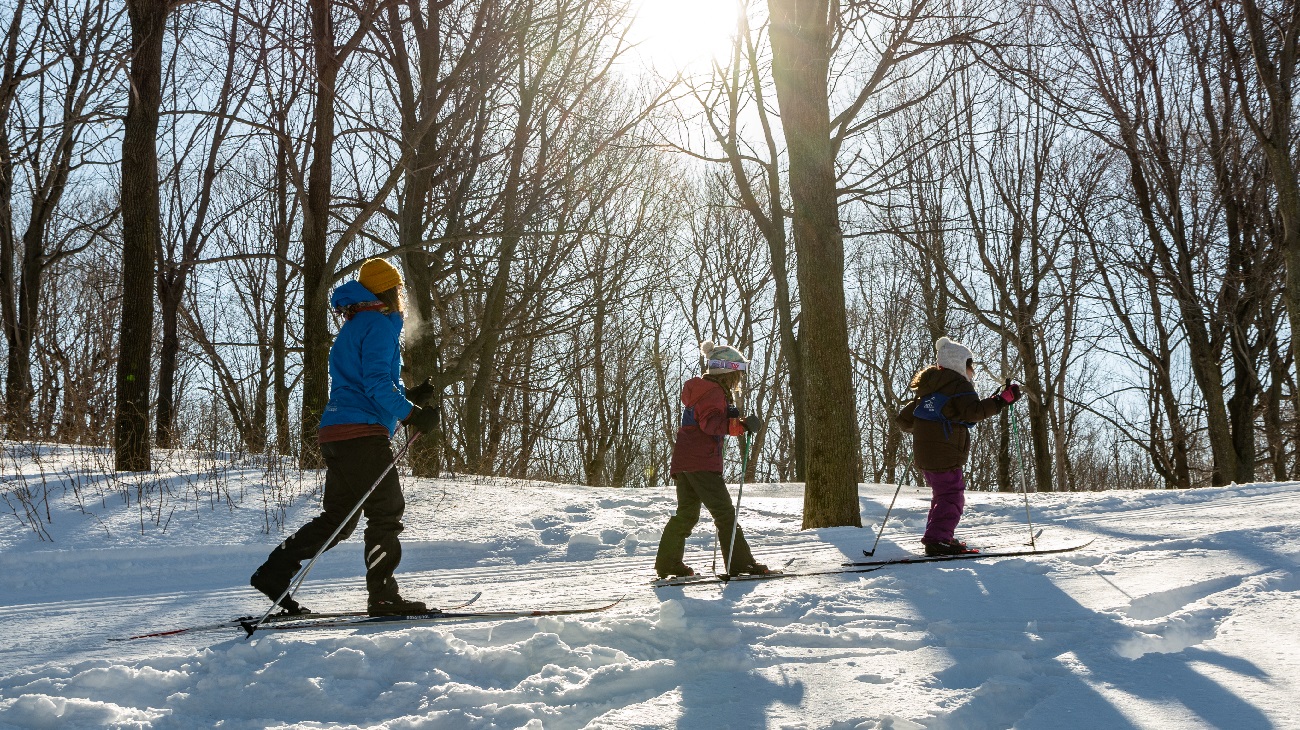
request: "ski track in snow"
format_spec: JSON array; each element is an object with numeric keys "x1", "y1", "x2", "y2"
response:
[{"x1": 0, "y1": 447, "x2": 1297, "y2": 729}]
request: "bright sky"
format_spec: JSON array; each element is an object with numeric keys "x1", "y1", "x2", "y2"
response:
[{"x1": 625, "y1": 0, "x2": 743, "y2": 76}]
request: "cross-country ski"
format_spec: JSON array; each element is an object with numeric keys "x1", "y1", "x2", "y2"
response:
[
  {"x1": 112, "y1": 592, "x2": 485, "y2": 641},
  {"x1": 847, "y1": 537, "x2": 1095, "y2": 567},
  {"x1": 242, "y1": 597, "x2": 625, "y2": 635},
  {"x1": 650, "y1": 538, "x2": 1093, "y2": 588}
]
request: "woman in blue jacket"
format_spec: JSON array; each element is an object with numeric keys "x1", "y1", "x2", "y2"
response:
[{"x1": 250, "y1": 258, "x2": 437, "y2": 616}]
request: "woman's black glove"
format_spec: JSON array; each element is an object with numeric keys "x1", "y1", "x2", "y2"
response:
[
  {"x1": 403, "y1": 405, "x2": 439, "y2": 434},
  {"x1": 407, "y1": 377, "x2": 437, "y2": 407}
]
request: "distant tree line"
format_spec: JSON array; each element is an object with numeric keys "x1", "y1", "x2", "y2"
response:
[{"x1": 1, "y1": 0, "x2": 1297, "y2": 518}]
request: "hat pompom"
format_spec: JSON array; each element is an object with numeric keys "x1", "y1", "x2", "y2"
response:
[{"x1": 700, "y1": 339, "x2": 716, "y2": 358}]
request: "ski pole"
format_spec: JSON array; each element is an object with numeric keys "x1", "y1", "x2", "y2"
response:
[
  {"x1": 244, "y1": 431, "x2": 422, "y2": 638},
  {"x1": 1008, "y1": 401, "x2": 1036, "y2": 549},
  {"x1": 865, "y1": 452, "x2": 912, "y2": 557},
  {"x1": 723, "y1": 431, "x2": 751, "y2": 578}
]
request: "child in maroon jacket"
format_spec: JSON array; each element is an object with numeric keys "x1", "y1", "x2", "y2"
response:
[{"x1": 655, "y1": 340, "x2": 768, "y2": 578}]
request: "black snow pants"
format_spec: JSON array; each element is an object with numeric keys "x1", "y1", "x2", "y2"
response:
[
  {"x1": 655, "y1": 471, "x2": 757, "y2": 574},
  {"x1": 257, "y1": 435, "x2": 407, "y2": 601}
]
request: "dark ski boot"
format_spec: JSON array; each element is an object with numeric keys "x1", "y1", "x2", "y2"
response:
[
  {"x1": 655, "y1": 563, "x2": 696, "y2": 579},
  {"x1": 250, "y1": 565, "x2": 311, "y2": 615},
  {"x1": 729, "y1": 562, "x2": 772, "y2": 577},
  {"x1": 368, "y1": 596, "x2": 430, "y2": 616},
  {"x1": 922, "y1": 539, "x2": 979, "y2": 557}
]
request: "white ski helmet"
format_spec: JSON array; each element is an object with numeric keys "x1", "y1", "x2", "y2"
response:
[{"x1": 701, "y1": 339, "x2": 748, "y2": 374}]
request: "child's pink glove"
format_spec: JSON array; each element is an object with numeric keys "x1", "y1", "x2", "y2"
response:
[{"x1": 999, "y1": 383, "x2": 1021, "y2": 404}]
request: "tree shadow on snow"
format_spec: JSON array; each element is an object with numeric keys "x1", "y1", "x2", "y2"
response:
[{"x1": 901, "y1": 556, "x2": 1273, "y2": 730}]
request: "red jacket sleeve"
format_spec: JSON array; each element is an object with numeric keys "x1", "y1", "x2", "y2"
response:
[{"x1": 693, "y1": 384, "x2": 731, "y2": 437}]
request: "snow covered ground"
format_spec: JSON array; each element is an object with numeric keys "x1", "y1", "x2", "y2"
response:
[{"x1": 1, "y1": 442, "x2": 1297, "y2": 729}]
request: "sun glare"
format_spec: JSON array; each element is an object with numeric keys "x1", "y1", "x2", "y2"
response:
[{"x1": 627, "y1": 0, "x2": 741, "y2": 76}]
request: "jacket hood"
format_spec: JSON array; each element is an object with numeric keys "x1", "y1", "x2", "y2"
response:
[
  {"x1": 681, "y1": 376, "x2": 723, "y2": 406},
  {"x1": 331, "y1": 280, "x2": 380, "y2": 309},
  {"x1": 911, "y1": 365, "x2": 972, "y2": 394}
]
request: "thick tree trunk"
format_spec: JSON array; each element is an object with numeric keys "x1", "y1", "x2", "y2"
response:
[
  {"x1": 393, "y1": 0, "x2": 443, "y2": 477},
  {"x1": 768, "y1": 0, "x2": 861, "y2": 528},
  {"x1": 298, "y1": 0, "x2": 339, "y2": 468},
  {"x1": 1268, "y1": 161, "x2": 1300, "y2": 480},
  {"x1": 0, "y1": 0, "x2": 27, "y2": 437},
  {"x1": 114, "y1": 0, "x2": 167, "y2": 472}
]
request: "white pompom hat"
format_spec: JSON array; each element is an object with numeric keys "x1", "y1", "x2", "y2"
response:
[
  {"x1": 700, "y1": 339, "x2": 748, "y2": 374},
  {"x1": 935, "y1": 336, "x2": 975, "y2": 374}
]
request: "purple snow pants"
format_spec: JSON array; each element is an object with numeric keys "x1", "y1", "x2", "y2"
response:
[{"x1": 921, "y1": 468, "x2": 967, "y2": 543}]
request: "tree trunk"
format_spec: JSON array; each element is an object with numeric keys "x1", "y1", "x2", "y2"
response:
[
  {"x1": 272, "y1": 128, "x2": 292, "y2": 455},
  {"x1": 115, "y1": 0, "x2": 167, "y2": 472},
  {"x1": 768, "y1": 0, "x2": 861, "y2": 528},
  {"x1": 1017, "y1": 332, "x2": 1053, "y2": 492},
  {"x1": 298, "y1": 0, "x2": 339, "y2": 468},
  {"x1": 1222, "y1": 0, "x2": 1300, "y2": 478},
  {"x1": 464, "y1": 76, "x2": 534, "y2": 473},
  {"x1": 771, "y1": 238, "x2": 807, "y2": 481},
  {"x1": 1262, "y1": 335, "x2": 1289, "y2": 481},
  {"x1": 154, "y1": 280, "x2": 180, "y2": 447},
  {"x1": 391, "y1": 0, "x2": 444, "y2": 477},
  {"x1": 2, "y1": 235, "x2": 40, "y2": 437}
]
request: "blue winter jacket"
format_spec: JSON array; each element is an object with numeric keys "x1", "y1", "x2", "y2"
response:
[{"x1": 318, "y1": 280, "x2": 414, "y2": 435}]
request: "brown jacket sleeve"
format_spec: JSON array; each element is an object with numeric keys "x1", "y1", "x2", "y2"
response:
[
  {"x1": 946, "y1": 391, "x2": 1004, "y2": 424},
  {"x1": 897, "y1": 399, "x2": 918, "y2": 433}
]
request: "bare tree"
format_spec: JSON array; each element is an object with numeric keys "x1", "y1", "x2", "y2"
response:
[
  {"x1": 664, "y1": 4, "x2": 808, "y2": 479},
  {"x1": 1046, "y1": 0, "x2": 1251, "y2": 485},
  {"x1": 767, "y1": 0, "x2": 861, "y2": 527},
  {"x1": 1213, "y1": 0, "x2": 1300, "y2": 442},
  {"x1": 1, "y1": 0, "x2": 121, "y2": 438},
  {"x1": 115, "y1": 0, "x2": 172, "y2": 471},
  {"x1": 373, "y1": 0, "x2": 506, "y2": 474},
  {"x1": 298, "y1": 0, "x2": 386, "y2": 467},
  {"x1": 155, "y1": 0, "x2": 261, "y2": 447}
]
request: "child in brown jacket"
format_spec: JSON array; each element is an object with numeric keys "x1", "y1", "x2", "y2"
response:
[{"x1": 896, "y1": 337, "x2": 1020, "y2": 555}]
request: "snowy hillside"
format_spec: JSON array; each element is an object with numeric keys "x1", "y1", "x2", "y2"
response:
[{"x1": 1, "y1": 443, "x2": 1297, "y2": 729}]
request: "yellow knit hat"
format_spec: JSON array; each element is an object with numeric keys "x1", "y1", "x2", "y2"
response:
[{"x1": 358, "y1": 258, "x2": 402, "y2": 294}]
